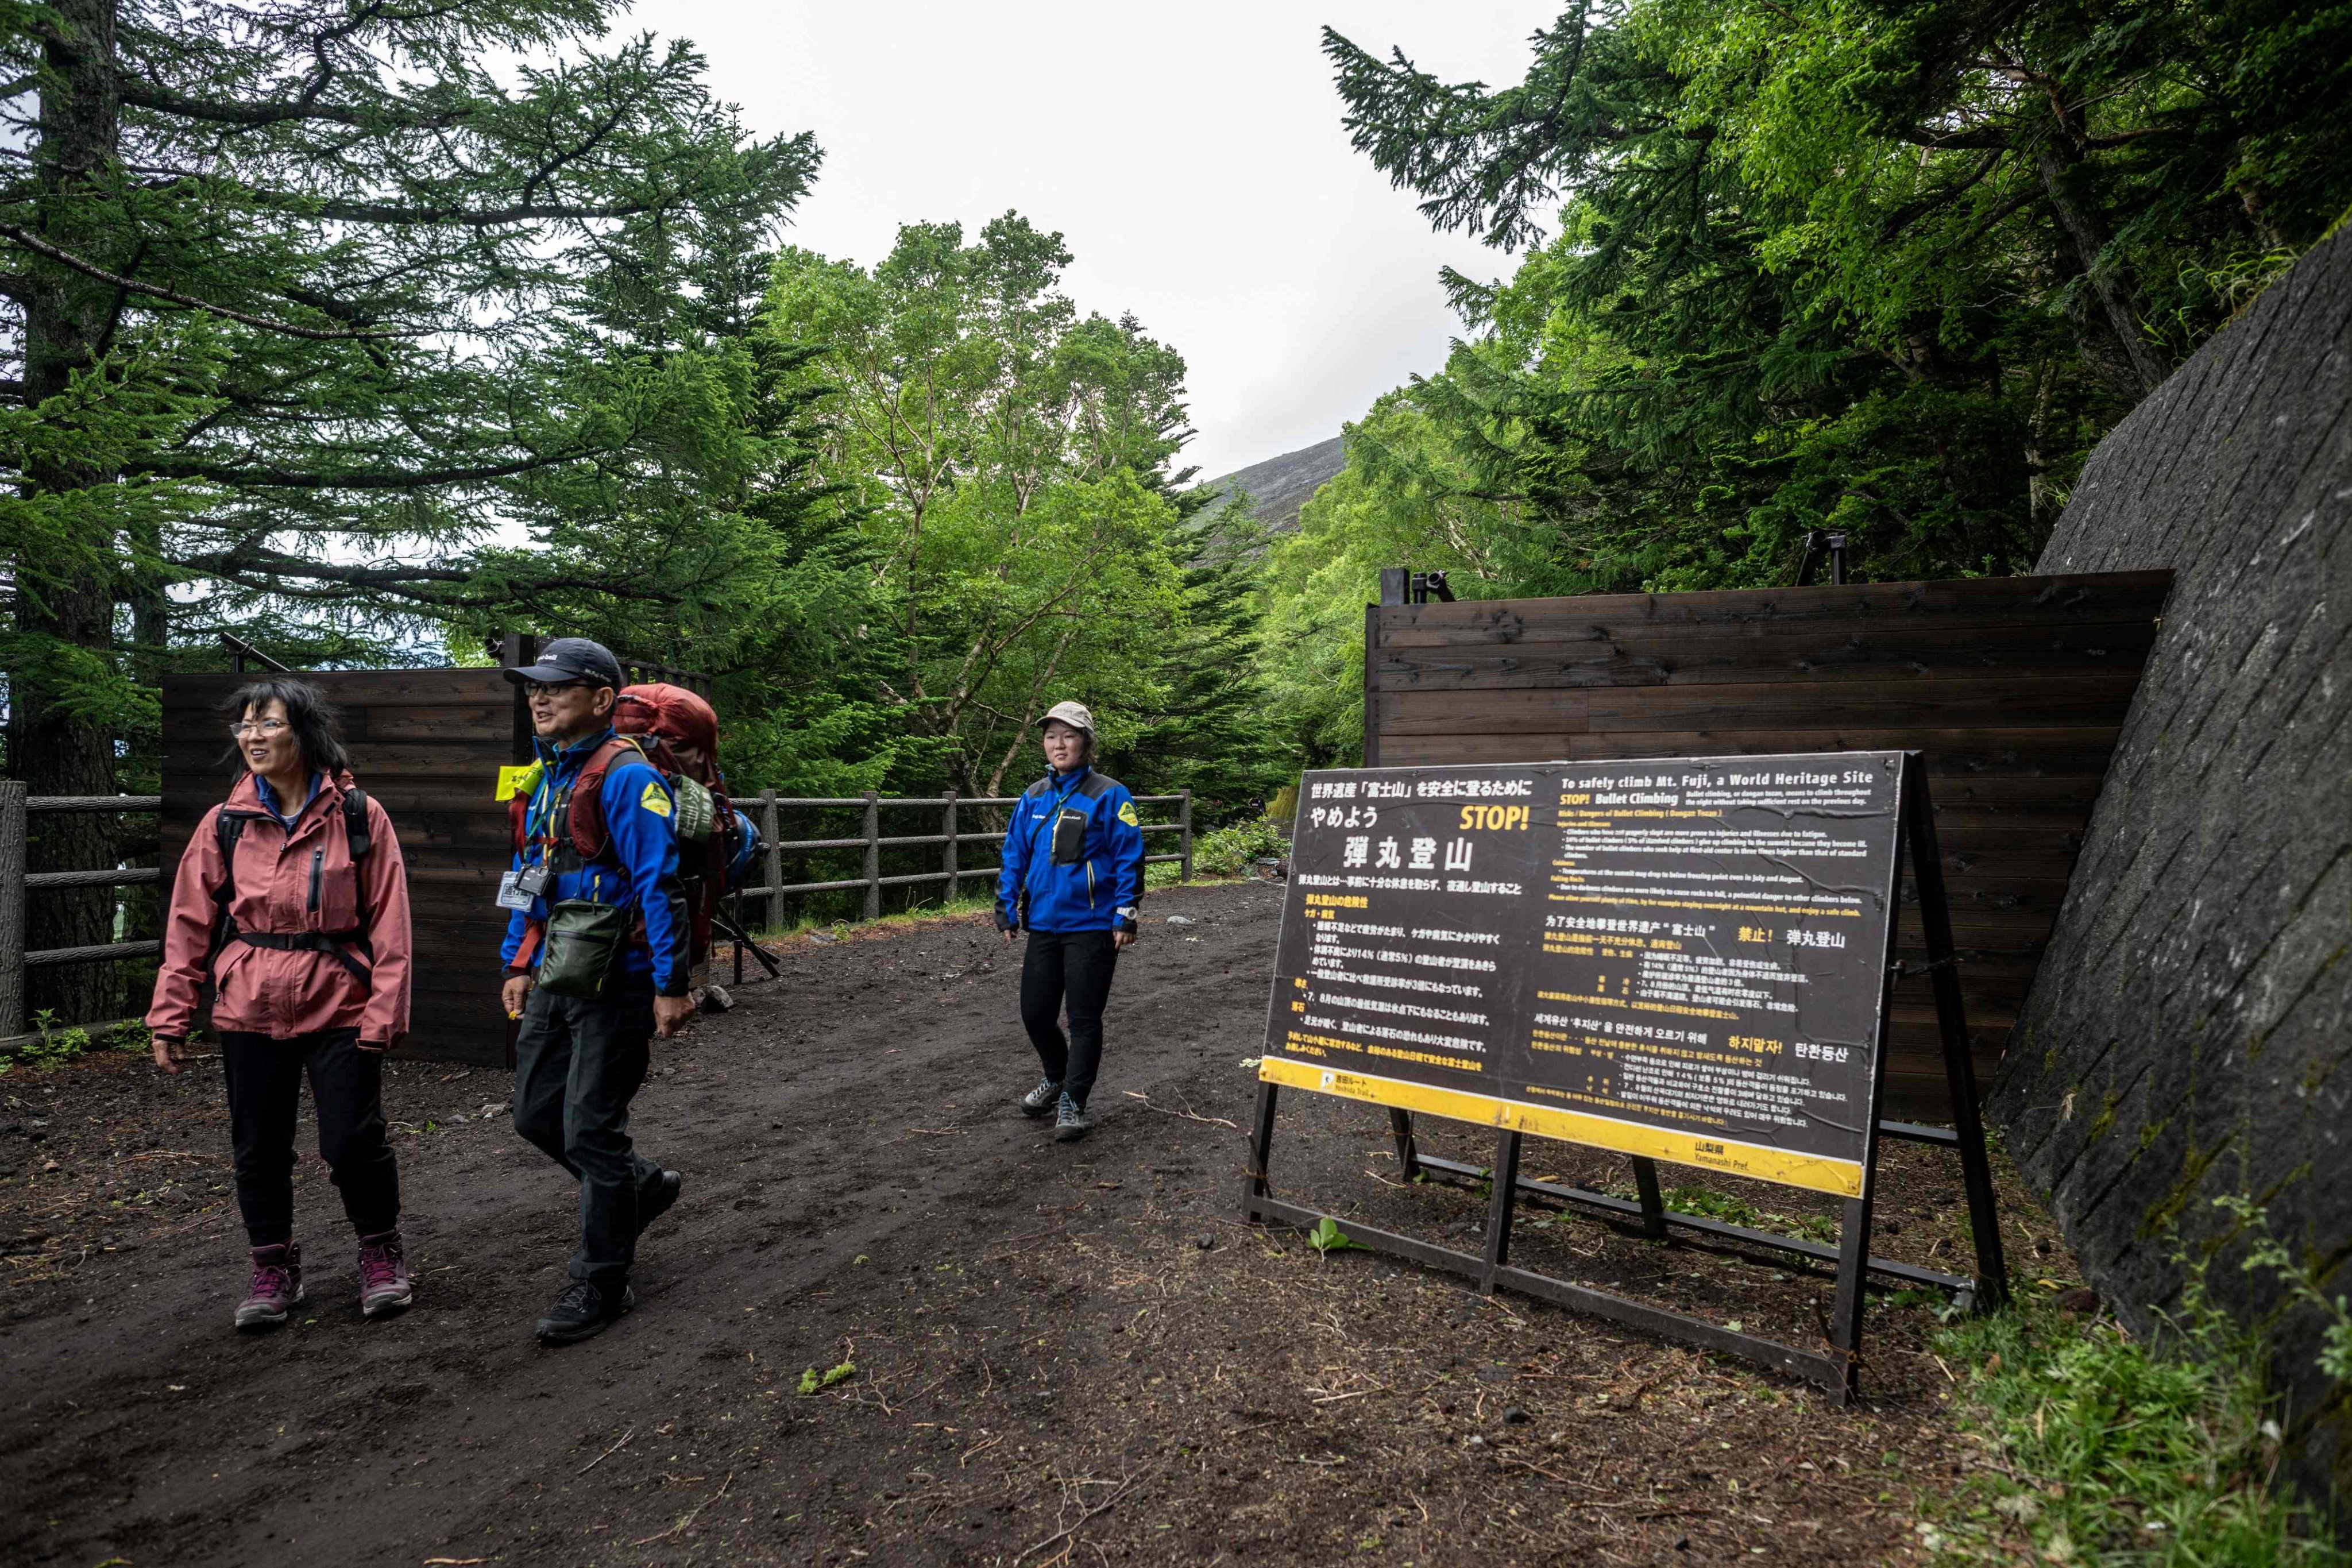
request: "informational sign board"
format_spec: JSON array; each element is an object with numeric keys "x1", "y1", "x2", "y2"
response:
[{"x1": 1259, "y1": 752, "x2": 1906, "y2": 1199}]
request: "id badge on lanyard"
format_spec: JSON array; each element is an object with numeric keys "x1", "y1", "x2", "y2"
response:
[{"x1": 496, "y1": 862, "x2": 550, "y2": 912}]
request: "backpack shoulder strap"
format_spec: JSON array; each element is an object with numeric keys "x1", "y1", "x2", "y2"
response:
[
  {"x1": 342, "y1": 785, "x2": 373, "y2": 862},
  {"x1": 1076, "y1": 771, "x2": 1118, "y2": 801},
  {"x1": 213, "y1": 810, "x2": 248, "y2": 905},
  {"x1": 208, "y1": 810, "x2": 251, "y2": 970}
]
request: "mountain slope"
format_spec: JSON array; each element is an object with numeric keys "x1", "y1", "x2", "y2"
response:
[{"x1": 1189, "y1": 435, "x2": 1346, "y2": 532}]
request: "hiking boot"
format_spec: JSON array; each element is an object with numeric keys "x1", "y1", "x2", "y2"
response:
[
  {"x1": 638, "y1": 1170, "x2": 683, "y2": 1237},
  {"x1": 356, "y1": 1229, "x2": 413, "y2": 1319},
  {"x1": 1018, "y1": 1077, "x2": 1063, "y2": 1118},
  {"x1": 235, "y1": 1243, "x2": 304, "y2": 1331},
  {"x1": 534, "y1": 1280, "x2": 634, "y2": 1346},
  {"x1": 1053, "y1": 1092, "x2": 1091, "y2": 1143}
]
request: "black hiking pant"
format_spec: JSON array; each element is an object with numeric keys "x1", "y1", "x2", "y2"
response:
[
  {"x1": 1018, "y1": 929, "x2": 1121, "y2": 1109},
  {"x1": 511, "y1": 981, "x2": 671, "y2": 1288},
  {"x1": 221, "y1": 1028, "x2": 400, "y2": 1248}
]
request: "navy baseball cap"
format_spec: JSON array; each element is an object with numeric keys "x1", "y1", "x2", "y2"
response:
[{"x1": 504, "y1": 637, "x2": 624, "y2": 692}]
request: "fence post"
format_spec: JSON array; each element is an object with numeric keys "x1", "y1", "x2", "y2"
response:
[
  {"x1": 0, "y1": 782, "x2": 24, "y2": 1040},
  {"x1": 1178, "y1": 788, "x2": 1194, "y2": 883},
  {"x1": 862, "y1": 790, "x2": 882, "y2": 921},
  {"x1": 943, "y1": 790, "x2": 959, "y2": 903},
  {"x1": 759, "y1": 789, "x2": 781, "y2": 933}
]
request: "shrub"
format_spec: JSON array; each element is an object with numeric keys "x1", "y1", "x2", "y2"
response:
[{"x1": 1193, "y1": 817, "x2": 1288, "y2": 878}]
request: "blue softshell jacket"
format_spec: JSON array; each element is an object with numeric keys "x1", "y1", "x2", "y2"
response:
[
  {"x1": 995, "y1": 766, "x2": 1147, "y2": 934},
  {"x1": 499, "y1": 728, "x2": 692, "y2": 996}
]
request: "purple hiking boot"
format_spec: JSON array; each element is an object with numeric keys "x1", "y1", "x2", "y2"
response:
[
  {"x1": 357, "y1": 1229, "x2": 414, "y2": 1319},
  {"x1": 235, "y1": 1242, "x2": 304, "y2": 1331}
]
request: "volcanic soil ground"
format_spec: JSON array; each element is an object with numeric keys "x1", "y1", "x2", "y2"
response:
[{"x1": 0, "y1": 879, "x2": 2078, "y2": 1566}]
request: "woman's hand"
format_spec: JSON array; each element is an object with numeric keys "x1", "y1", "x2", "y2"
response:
[
  {"x1": 150, "y1": 1034, "x2": 186, "y2": 1075},
  {"x1": 1113, "y1": 929, "x2": 1136, "y2": 951}
]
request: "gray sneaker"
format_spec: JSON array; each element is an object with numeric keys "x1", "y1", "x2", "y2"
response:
[
  {"x1": 1053, "y1": 1092, "x2": 1091, "y2": 1142},
  {"x1": 1019, "y1": 1077, "x2": 1063, "y2": 1118}
]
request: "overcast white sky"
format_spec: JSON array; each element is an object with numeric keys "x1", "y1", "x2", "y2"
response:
[{"x1": 616, "y1": 2, "x2": 1558, "y2": 481}]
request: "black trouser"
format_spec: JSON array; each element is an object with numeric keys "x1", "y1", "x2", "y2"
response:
[
  {"x1": 1018, "y1": 929, "x2": 1120, "y2": 1109},
  {"x1": 221, "y1": 1028, "x2": 400, "y2": 1248},
  {"x1": 511, "y1": 982, "x2": 669, "y2": 1288}
]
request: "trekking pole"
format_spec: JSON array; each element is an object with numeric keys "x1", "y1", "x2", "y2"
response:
[{"x1": 709, "y1": 909, "x2": 783, "y2": 979}]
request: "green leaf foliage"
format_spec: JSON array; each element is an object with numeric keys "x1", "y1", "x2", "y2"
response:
[{"x1": 1260, "y1": 1, "x2": 2352, "y2": 766}]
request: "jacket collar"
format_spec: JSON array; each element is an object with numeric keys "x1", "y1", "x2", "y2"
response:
[
  {"x1": 227, "y1": 767, "x2": 351, "y2": 831},
  {"x1": 535, "y1": 725, "x2": 618, "y2": 775},
  {"x1": 1046, "y1": 764, "x2": 1092, "y2": 786}
]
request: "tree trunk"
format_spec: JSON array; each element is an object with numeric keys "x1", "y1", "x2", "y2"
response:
[
  {"x1": 14, "y1": 0, "x2": 126, "y2": 1022},
  {"x1": 2034, "y1": 142, "x2": 2168, "y2": 399}
]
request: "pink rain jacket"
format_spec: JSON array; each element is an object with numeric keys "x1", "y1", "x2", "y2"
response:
[{"x1": 148, "y1": 770, "x2": 412, "y2": 1046}]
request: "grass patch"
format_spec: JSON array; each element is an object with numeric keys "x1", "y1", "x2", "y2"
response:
[
  {"x1": 1647, "y1": 1182, "x2": 1842, "y2": 1245},
  {"x1": 1921, "y1": 1280, "x2": 2347, "y2": 1564}
]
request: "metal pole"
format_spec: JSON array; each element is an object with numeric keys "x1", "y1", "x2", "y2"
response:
[
  {"x1": 943, "y1": 790, "x2": 959, "y2": 901},
  {"x1": 759, "y1": 789, "x2": 781, "y2": 933},
  {"x1": 862, "y1": 790, "x2": 881, "y2": 921},
  {"x1": 0, "y1": 782, "x2": 25, "y2": 1040},
  {"x1": 1178, "y1": 788, "x2": 1193, "y2": 882}
]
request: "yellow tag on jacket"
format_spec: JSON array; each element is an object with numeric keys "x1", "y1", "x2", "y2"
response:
[
  {"x1": 639, "y1": 780, "x2": 673, "y2": 818},
  {"x1": 495, "y1": 763, "x2": 539, "y2": 802},
  {"x1": 1118, "y1": 800, "x2": 1140, "y2": 827}
]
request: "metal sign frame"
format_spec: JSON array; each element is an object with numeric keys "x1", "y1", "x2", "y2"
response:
[{"x1": 1238, "y1": 751, "x2": 2009, "y2": 1404}]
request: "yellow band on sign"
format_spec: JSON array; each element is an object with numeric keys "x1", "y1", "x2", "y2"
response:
[{"x1": 1256, "y1": 1055, "x2": 1865, "y2": 1199}]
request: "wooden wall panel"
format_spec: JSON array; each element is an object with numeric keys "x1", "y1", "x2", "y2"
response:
[
  {"x1": 160, "y1": 669, "x2": 523, "y2": 1067},
  {"x1": 1367, "y1": 570, "x2": 2171, "y2": 1121}
]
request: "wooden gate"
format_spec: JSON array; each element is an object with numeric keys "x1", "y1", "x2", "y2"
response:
[{"x1": 1363, "y1": 569, "x2": 2173, "y2": 1118}]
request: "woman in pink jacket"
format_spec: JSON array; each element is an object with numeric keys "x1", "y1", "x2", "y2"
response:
[{"x1": 148, "y1": 678, "x2": 415, "y2": 1330}]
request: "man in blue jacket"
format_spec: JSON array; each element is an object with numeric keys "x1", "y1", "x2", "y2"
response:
[
  {"x1": 498, "y1": 638, "x2": 692, "y2": 1345},
  {"x1": 997, "y1": 701, "x2": 1147, "y2": 1142}
]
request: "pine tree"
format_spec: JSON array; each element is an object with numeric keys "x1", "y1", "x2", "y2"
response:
[{"x1": 2, "y1": 0, "x2": 816, "y2": 1015}]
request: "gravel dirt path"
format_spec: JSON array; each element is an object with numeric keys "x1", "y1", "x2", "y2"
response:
[{"x1": 0, "y1": 879, "x2": 2069, "y2": 1566}]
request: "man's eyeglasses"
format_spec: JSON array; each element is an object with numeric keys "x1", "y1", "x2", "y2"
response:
[
  {"x1": 527, "y1": 680, "x2": 590, "y2": 698},
  {"x1": 229, "y1": 719, "x2": 289, "y2": 739}
]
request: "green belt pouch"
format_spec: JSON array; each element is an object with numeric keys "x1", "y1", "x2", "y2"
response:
[{"x1": 536, "y1": 898, "x2": 629, "y2": 999}]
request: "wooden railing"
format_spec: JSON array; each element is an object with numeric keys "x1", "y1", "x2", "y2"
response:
[
  {"x1": 0, "y1": 782, "x2": 164, "y2": 1040},
  {"x1": 737, "y1": 789, "x2": 1194, "y2": 926},
  {"x1": 0, "y1": 781, "x2": 1197, "y2": 1038}
]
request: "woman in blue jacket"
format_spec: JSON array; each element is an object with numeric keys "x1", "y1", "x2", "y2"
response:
[{"x1": 997, "y1": 701, "x2": 1147, "y2": 1141}]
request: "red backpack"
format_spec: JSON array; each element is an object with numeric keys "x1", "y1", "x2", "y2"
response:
[{"x1": 504, "y1": 685, "x2": 739, "y2": 968}]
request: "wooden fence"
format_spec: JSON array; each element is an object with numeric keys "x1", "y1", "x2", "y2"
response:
[
  {"x1": 1364, "y1": 566, "x2": 2174, "y2": 1120},
  {"x1": 2, "y1": 771, "x2": 1196, "y2": 1059},
  {"x1": 735, "y1": 789, "x2": 1194, "y2": 929},
  {"x1": 0, "y1": 784, "x2": 161, "y2": 1045}
]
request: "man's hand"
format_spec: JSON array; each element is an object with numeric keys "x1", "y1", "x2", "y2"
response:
[
  {"x1": 1001, "y1": 926, "x2": 1015, "y2": 945},
  {"x1": 150, "y1": 1034, "x2": 186, "y2": 1075},
  {"x1": 1113, "y1": 929, "x2": 1137, "y2": 952},
  {"x1": 503, "y1": 973, "x2": 532, "y2": 1019},
  {"x1": 653, "y1": 993, "x2": 695, "y2": 1038}
]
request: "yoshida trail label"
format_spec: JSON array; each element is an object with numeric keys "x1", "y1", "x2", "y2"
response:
[{"x1": 1262, "y1": 754, "x2": 1907, "y2": 1198}]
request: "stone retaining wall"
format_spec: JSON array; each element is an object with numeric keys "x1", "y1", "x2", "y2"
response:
[{"x1": 1996, "y1": 225, "x2": 2350, "y2": 1512}]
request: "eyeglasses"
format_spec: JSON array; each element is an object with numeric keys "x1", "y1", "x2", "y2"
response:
[
  {"x1": 528, "y1": 680, "x2": 589, "y2": 698},
  {"x1": 228, "y1": 719, "x2": 289, "y2": 738}
]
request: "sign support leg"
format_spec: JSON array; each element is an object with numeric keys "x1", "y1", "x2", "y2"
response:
[
  {"x1": 1387, "y1": 1108, "x2": 1420, "y2": 1180},
  {"x1": 1902, "y1": 773, "x2": 2010, "y2": 1311},
  {"x1": 1242, "y1": 1080, "x2": 1280, "y2": 1214},
  {"x1": 1631, "y1": 1158, "x2": 1669, "y2": 1240},
  {"x1": 1480, "y1": 1129, "x2": 1523, "y2": 1293},
  {"x1": 1826, "y1": 1193, "x2": 1875, "y2": 1407}
]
